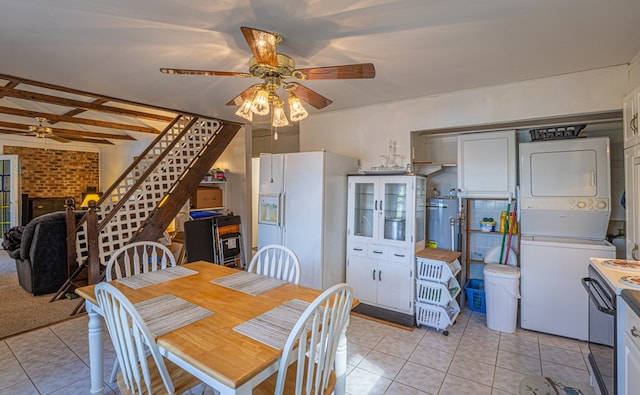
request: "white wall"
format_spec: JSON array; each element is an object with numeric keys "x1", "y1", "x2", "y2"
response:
[
  {"x1": 300, "y1": 65, "x2": 629, "y2": 169},
  {"x1": 630, "y1": 53, "x2": 640, "y2": 90},
  {"x1": 99, "y1": 139, "x2": 154, "y2": 191}
]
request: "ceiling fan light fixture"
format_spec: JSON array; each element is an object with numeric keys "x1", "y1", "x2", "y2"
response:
[
  {"x1": 288, "y1": 94, "x2": 308, "y2": 122},
  {"x1": 235, "y1": 98, "x2": 254, "y2": 121},
  {"x1": 251, "y1": 88, "x2": 270, "y2": 115},
  {"x1": 271, "y1": 103, "x2": 289, "y2": 128},
  {"x1": 28, "y1": 117, "x2": 53, "y2": 138}
]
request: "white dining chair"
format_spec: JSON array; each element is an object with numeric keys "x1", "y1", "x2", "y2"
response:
[
  {"x1": 105, "y1": 240, "x2": 177, "y2": 383},
  {"x1": 94, "y1": 282, "x2": 203, "y2": 395},
  {"x1": 253, "y1": 283, "x2": 353, "y2": 395},
  {"x1": 105, "y1": 241, "x2": 177, "y2": 282},
  {"x1": 247, "y1": 244, "x2": 301, "y2": 285}
]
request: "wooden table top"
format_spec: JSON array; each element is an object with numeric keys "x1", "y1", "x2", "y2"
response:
[{"x1": 76, "y1": 261, "x2": 323, "y2": 389}]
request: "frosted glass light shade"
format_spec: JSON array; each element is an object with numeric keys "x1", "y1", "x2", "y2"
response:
[
  {"x1": 251, "y1": 89, "x2": 270, "y2": 115},
  {"x1": 288, "y1": 95, "x2": 308, "y2": 122},
  {"x1": 235, "y1": 99, "x2": 254, "y2": 121},
  {"x1": 272, "y1": 104, "x2": 289, "y2": 127}
]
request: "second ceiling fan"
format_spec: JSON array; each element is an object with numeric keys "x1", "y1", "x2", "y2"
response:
[{"x1": 160, "y1": 26, "x2": 375, "y2": 126}]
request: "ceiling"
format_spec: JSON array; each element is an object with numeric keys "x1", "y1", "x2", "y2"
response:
[{"x1": 1, "y1": 0, "x2": 639, "y2": 145}]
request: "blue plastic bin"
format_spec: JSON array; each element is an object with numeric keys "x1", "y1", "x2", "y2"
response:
[{"x1": 465, "y1": 279, "x2": 486, "y2": 313}]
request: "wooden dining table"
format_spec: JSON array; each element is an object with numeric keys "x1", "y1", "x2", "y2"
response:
[{"x1": 75, "y1": 261, "x2": 351, "y2": 395}]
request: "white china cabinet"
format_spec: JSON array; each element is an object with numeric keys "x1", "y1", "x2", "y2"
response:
[{"x1": 346, "y1": 175, "x2": 426, "y2": 315}]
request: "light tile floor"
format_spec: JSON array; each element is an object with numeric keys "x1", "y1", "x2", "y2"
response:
[{"x1": 0, "y1": 308, "x2": 594, "y2": 395}]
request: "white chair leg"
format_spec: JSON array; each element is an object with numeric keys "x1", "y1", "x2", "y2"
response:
[{"x1": 108, "y1": 360, "x2": 119, "y2": 383}]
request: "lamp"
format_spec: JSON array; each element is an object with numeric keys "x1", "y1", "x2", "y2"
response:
[
  {"x1": 234, "y1": 82, "x2": 309, "y2": 127},
  {"x1": 80, "y1": 186, "x2": 102, "y2": 209}
]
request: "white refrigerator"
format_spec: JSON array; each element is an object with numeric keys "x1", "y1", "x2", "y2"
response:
[{"x1": 258, "y1": 151, "x2": 358, "y2": 290}]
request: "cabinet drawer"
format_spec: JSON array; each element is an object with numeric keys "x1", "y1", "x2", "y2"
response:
[
  {"x1": 367, "y1": 244, "x2": 388, "y2": 259},
  {"x1": 626, "y1": 304, "x2": 640, "y2": 349},
  {"x1": 388, "y1": 247, "x2": 410, "y2": 264},
  {"x1": 348, "y1": 243, "x2": 367, "y2": 257}
]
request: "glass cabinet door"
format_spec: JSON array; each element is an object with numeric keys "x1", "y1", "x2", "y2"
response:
[
  {"x1": 414, "y1": 177, "x2": 426, "y2": 246},
  {"x1": 352, "y1": 181, "x2": 375, "y2": 238},
  {"x1": 382, "y1": 181, "x2": 407, "y2": 242}
]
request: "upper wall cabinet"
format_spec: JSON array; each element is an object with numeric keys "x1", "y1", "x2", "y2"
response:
[
  {"x1": 457, "y1": 130, "x2": 517, "y2": 198},
  {"x1": 624, "y1": 88, "x2": 640, "y2": 149}
]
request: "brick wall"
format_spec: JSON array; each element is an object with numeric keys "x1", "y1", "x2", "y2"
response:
[{"x1": 3, "y1": 146, "x2": 99, "y2": 206}]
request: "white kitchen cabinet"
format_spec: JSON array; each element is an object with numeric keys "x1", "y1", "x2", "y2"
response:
[
  {"x1": 624, "y1": 146, "x2": 640, "y2": 259},
  {"x1": 346, "y1": 175, "x2": 426, "y2": 315},
  {"x1": 457, "y1": 130, "x2": 516, "y2": 198},
  {"x1": 620, "y1": 298, "x2": 640, "y2": 395},
  {"x1": 623, "y1": 89, "x2": 640, "y2": 149},
  {"x1": 624, "y1": 85, "x2": 640, "y2": 259},
  {"x1": 346, "y1": 245, "x2": 413, "y2": 313}
]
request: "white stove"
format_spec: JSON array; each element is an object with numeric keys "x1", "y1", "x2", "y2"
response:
[
  {"x1": 586, "y1": 257, "x2": 640, "y2": 395},
  {"x1": 590, "y1": 258, "x2": 640, "y2": 295}
]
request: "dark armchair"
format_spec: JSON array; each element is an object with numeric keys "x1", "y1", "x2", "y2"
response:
[{"x1": 9, "y1": 211, "x2": 83, "y2": 295}]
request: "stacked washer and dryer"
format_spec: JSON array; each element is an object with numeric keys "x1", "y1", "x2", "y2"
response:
[{"x1": 519, "y1": 137, "x2": 616, "y2": 341}]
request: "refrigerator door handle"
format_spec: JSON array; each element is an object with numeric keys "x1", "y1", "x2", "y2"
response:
[
  {"x1": 280, "y1": 192, "x2": 286, "y2": 230},
  {"x1": 375, "y1": 200, "x2": 378, "y2": 211},
  {"x1": 372, "y1": 269, "x2": 376, "y2": 280}
]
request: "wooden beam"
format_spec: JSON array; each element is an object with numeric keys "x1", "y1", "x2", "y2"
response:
[
  {"x1": 51, "y1": 98, "x2": 107, "y2": 124},
  {"x1": 0, "y1": 106, "x2": 160, "y2": 133},
  {"x1": 0, "y1": 87, "x2": 175, "y2": 122},
  {"x1": 0, "y1": 72, "x2": 242, "y2": 125},
  {"x1": 0, "y1": 81, "x2": 19, "y2": 98},
  {"x1": 0, "y1": 121, "x2": 136, "y2": 140}
]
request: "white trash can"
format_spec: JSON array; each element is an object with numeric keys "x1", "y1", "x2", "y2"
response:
[{"x1": 483, "y1": 263, "x2": 520, "y2": 333}]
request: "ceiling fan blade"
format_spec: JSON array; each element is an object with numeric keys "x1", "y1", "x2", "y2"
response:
[
  {"x1": 241, "y1": 26, "x2": 279, "y2": 68},
  {"x1": 225, "y1": 84, "x2": 263, "y2": 106},
  {"x1": 50, "y1": 135, "x2": 72, "y2": 143},
  {"x1": 287, "y1": 82, "x2": 333, "y2": 109},
  {"x1": 160, "y1": 68, "x2": 252, "y2": 78},
  {"x1": 293, "y1": 63, "x2": 375, "y2": 80}
]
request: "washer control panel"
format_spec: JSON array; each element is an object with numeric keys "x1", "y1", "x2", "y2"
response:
[{"x1": 521, "y1": 198, "x2": 609, "y2": 211}]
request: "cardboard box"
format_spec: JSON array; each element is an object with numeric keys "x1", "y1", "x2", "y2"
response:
[{"x1": 191, "y1": 187, "x2": 223, "y2": 209}]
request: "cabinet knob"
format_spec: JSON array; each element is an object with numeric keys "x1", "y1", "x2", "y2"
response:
[{"x1": 631, "y1": 326, "x2": 640, "y2": 338}]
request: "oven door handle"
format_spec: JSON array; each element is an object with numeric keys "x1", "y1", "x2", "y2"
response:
[{"x1": 582, "y1": 277, "x2": 615, "y2": 316}]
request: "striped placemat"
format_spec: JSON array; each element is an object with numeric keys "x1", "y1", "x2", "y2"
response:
[
  {"x1": 116, "y1": 266, "x2": 198, "y2": 289},
  {"x1": 211, "y1": 271, "x2": 287, "y2": 296},
  {"x1": 233, "y1": 299, "x2": 310, "y2": 349},
  {"x1": 135, "y1": 294, "x2": 213, "y2": 337}
]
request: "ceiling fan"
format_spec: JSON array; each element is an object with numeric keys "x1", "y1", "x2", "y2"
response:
[
  {"x1": 28, "y1": 117, "x2": 71, "y2": 143},
  {"x1": 160, "y1": 26, "x2": 375, "y2": 126}
]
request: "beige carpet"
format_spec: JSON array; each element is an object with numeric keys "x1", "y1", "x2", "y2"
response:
[
  {"x1": 519, "y1": 376, "x2": 595, "y2": 395},
  {"x1": 0, "y1": 250, "x2": 82, "y2": 339}
]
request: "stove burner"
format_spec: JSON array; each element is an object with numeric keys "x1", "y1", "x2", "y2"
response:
[
  {"x1": 602, "y1": 259, "x2": 640, "y2": 271},
  {"x1": 620, "y1": 276, "x2": 640, "y2": 289}
]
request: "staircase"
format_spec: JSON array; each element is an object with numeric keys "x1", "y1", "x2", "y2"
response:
[{"x1": 60, "y1": 114, "x2": 241, "y2": 291}]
